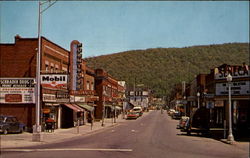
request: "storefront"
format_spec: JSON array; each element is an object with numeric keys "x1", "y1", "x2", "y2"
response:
[
  {"x1": 214, "y1": 64, "x2": 250, "y2": 137},
  {"x1": 0, "y1": 78, "x2": 36, "y2": 131}
]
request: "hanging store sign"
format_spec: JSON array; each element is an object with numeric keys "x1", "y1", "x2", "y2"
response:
[
  {"x1": 70, "y1": 95, "x2": 85, "y2": 103},
  {"x1": 0, "y1": 78, "x2": 35, "y2": 104},
  {"x1": 215, "y1": 81, "x2": 250, "y2": 96},
  {"x1": 43, "y1": 94, "x2": 57, "y2": 102},
  {"x1": 43, "y1": 93, "x2": 69, "y2": 103},
  {"x1": 41, "y1": 74, "x2": 67, "y2": 89}
]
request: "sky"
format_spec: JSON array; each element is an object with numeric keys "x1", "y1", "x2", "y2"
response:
[{"x1": 0, "y1": 1, "x2": 249, "y2": 57}]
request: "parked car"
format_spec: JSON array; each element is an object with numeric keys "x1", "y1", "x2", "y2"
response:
[
  {"x1": 0, "y1": 115, "x2": 25, "y2": 134},
  {"x1": 168, "y1": 109, "x2": 175, "y2": 116},
  {"x1": 172, "y1": 111, "x2": 182, "y2": 120},
  {"x1": 181, "y1": 107, "x2": 210, "y2": 135},
  {"x1": 133, "y1": 106, "x2": 143, "y2": 117},
  {"x1": 126, "y1": 111, "x2": 139, "y2": 120},
  {"x1": 177, "y1": 116, "x2": 189, "y2": 129}
]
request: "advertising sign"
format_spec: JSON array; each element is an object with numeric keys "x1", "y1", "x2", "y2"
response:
[
  {"x1": 0, "y1": 78, "x2": 35, "y2": 104},
  {"x1": 41, "y1": 74, "x2": 67, "y2": 89},
  {"x1": 216, "y1": 81, "x2": 250, "y2": 96},
  {"x1": 43, "y1": 94, "x2": 56, "y2": 102},
  {"x1": 70, "y1": 95, "x2": 85, "y2": 103}
]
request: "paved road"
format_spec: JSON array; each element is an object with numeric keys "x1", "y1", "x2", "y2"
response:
[{"x1": 1, "y1": 111, "x2": 249, "y2": 158}]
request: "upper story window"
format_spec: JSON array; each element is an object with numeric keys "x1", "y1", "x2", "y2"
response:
[
  {"x1": 50, "y1": 63, "x2": 54, "y2": 73},
  {"x1": 55, "y1": 65, "x2": 59, "y2": 73},
  {"x1": 87, "y1": 81, "x2": 90, "y2": 90},
  {"x1": 62, "y1": 67, "x2": 67, "y2": 73},
  {"x1": 91, "y1": 82, "x2": 94, "y2": 90},
  {"x1": 45, "y1": 60, "x2": 49, "y2": 72}
]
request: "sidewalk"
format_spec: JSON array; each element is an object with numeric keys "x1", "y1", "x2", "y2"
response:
[{"x1": 0, "y1": 115, "x2": 128, "y2": 149}]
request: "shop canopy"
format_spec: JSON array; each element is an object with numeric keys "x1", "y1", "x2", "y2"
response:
[
  {"x1": 64, "y1": 104, "x2": 84, "y2": 112},
  {"x1": 105, "y1": 104, "x2": 114, "y2": 110},
  {"x1": 104, "y1": 104, "x2": 122, "y2": 111},
  {"x1": 77, "y1": 103, "x2": 95, "y2": 112},
  {"x1": 115, "y1": 106, "x2": 122, "y2": 110}
]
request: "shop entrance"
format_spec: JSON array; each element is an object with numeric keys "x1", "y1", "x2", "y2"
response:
[{"x1": 61, "y1": 105, "x2": 74, "y2": 128}]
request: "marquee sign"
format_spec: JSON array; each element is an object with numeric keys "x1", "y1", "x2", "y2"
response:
[
  {"x1": 214, "y1": 65, "x2": 249, "y2": 80},
  {"x1": 216, "y1": 81, "x2": 250, "y2": 96}
]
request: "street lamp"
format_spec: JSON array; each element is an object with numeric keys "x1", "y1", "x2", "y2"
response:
[
  {"x1": 183, "y1": 96, "x2": 186, "y2": 116},
  {"x1": 226, "y1": 73, "x2": 234, "y2": 143},
  {"x1": 197, "y1": 92, "x2": 200, "y2": 109},
  {"x1": 33, "y1": 0, "x2": 56, "y2": 142}
]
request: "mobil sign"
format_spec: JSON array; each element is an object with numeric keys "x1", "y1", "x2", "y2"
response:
[{"x1": 41, "y1": 74, "x2": 67, "y2": 89}]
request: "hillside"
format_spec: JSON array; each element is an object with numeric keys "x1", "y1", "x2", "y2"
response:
[{"x1": 85, "y1": 43, "x2": 249, "y2": 97}]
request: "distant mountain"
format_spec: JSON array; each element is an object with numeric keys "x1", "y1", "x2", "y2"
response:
[{"x1": 85, "y1": 43, "x2": 249, "y2": 97}]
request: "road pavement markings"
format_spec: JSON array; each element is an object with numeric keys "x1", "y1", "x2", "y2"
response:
[{"x1": 2, "y1": 148, "x2": 133, "y2": 152}]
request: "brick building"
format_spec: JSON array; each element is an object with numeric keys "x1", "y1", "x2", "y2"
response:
[
  {"x1": 1, "y1": 35, "x2": 38, "y2": 131},
  {"x1": 94, "y1": 69, "x2": 119, "y2": 120},
  {"x1": 0, "y1": 35, "x2": 82, "y2": 130}
]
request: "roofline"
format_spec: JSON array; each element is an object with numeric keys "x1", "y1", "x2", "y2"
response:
[
  {"x1": 41, "y1": 36, "x2": 70, "y2": 53},
  {"x1": 0, "y1": 35, "x2": 70, "y2": 53}
]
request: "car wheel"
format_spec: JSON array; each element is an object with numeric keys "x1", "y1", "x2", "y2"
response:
[{"x1": 3, "y1": 129, "x2": 8, "y2": 135}]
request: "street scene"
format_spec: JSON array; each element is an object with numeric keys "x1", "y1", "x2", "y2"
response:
[
  {"x1": 0, "y1": 1, "x2": 250, "y2": 158},
  {"x1": 1, "y1": 111, "x2": 249, "y2": 158}
]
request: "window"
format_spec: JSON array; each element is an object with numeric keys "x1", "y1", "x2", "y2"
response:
[
  {"x1": 51, "y1": 66, "x2": 54, "y2": 73},
  {"x1": 45, "y1": 64, "x2": 49, "y2": 72},
  {"x1": 87, "y1": 81, "x2": 90, "y2": 90}
]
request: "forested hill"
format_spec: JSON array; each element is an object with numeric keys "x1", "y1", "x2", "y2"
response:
[{"x1": 85, "y1": 43, "x2": 249, "y2": 97}]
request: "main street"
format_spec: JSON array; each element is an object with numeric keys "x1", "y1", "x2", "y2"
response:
[{"x1": 1, "y1": 111, "x2": 249, "y2": 158}]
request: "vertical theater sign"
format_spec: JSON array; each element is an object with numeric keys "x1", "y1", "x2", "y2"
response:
[{"x1": 0, "y1": 78, "x2": 35, "y2": 103}]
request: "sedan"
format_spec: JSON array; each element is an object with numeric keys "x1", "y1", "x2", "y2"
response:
[
  {"x1": 0, "y1": 115, "x2": 25, "y2": 134},
  {"x1": 126, "y1": 112, "x2": 139, "y2": 120}
]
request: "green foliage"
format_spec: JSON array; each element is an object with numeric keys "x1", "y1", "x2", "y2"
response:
[{"x1": 86, "y1": 43, "x2": 249, "y2": 97}]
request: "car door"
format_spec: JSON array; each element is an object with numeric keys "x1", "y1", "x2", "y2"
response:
[
  {"x1": 6, "y1": 117, "x2": 14, "y2": 132},
  {"x1": 11, "y1": 117, "x2": 20, "y2": 132}
]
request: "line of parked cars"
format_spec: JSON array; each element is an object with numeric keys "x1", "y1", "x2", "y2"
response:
[
  {"x1": 0, "y1": 115, "x2": 26, "y2": 134},
  {"x1": 168, "y1": 108, "x2": 211, "y2": 136},
  {"x1": 167, "y1": 109, "x2": 182, "y2": 120}
]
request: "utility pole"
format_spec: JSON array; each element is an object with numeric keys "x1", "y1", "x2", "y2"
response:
[{"x1": 33, "y1": 0, "x2": 57, "y2": 142}]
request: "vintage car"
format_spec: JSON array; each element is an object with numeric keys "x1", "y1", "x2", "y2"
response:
[
  {"x1": 0, "y1": 115, "x2": 25, "y2": 134},
  {"x1": 126, "y1": 111, "x2": 139, "y2": 120},
  {"x1": 181, "y1": 107, "x2": 210, "y2": 136}
]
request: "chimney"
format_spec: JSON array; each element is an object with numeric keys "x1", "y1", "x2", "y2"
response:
[{"x1": 15, "y1": 34, "x2": 22, "y2": 42}]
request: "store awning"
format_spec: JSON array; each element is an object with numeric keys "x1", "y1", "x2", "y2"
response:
[
  {"x1": 115, "y1": 106, "x2": 122, "y2": 110},
  {"x1": 77, "y1": 103, "x2": 95, "y2": 112},
  {"x1": 64, "y1": 104, "x2": 84, "y2": 112},
  {"x1": 105, "y1": 104, "x2": 114, "y2": 110}
]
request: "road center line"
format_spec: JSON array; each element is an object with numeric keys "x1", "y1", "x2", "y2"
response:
[{"x1": 2, "y1": 148, "x2": 133, "y2": 152}]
